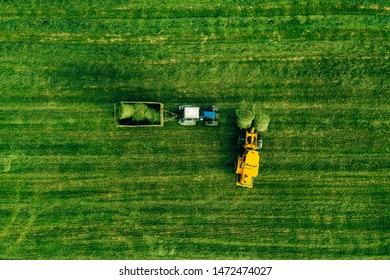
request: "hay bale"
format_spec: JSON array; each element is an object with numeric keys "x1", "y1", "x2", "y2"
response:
[
  {"x1": 117, "y1": 103, "x2": 135, "y2": 120},
  {"x1": 236, "y1": 109, "x2": 254, "y2": 129},
  {"x1": 132, "y1": 103, "x2": 148, "y2": 122},
  {"x1": 133, "y1": 103, "x2": 148, "y2": 113},
  {"x1": 144, "y1": 108, "x2": 155, "y2": 121},
  {"x1": 151, "y1": 111, "x2": 161, "y2": 124},
  {"x1": 254, "y1": 112, "x2": 270, "y2": 132},
  {"x1": 132, "y1": 110, "x2": 146, "y2": 122},
  {"x1": 145, "y1": 107, "x2": 161, "y2": 124}
]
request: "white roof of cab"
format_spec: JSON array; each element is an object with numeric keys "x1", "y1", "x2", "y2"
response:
[{"x1": 184, "y1": 106, "x2": 199, "y2": 119}]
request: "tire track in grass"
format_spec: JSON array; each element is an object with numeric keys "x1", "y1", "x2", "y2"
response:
[
  {"x1": 0, "y1": 184, "x2": 22, "y2": 256},
  {"x1": 0, "y1": 151, "x2": 27, "y2": 255},
  {"x1": 0, "y1": 183, "x2": 39, "y2": 257},
  {"x1": 14, "y1": 189, "x2": 38, "y2": 247}
]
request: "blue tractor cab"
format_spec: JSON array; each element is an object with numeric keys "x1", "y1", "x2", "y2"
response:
[{"x1": 200, "y1": 106, "x2": 219, "y2": 126}]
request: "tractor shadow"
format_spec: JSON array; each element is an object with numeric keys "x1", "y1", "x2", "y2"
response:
[{"x1": 222, "y1": 109, "x2": 242, "y2": 173}]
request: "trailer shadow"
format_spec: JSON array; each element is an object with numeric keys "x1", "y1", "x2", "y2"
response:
[
  {"x1": 49, "y1": 58, "x2": 232, "y2": 107},
  {"x1": 49, "y1": 60, "x2": 183, "y2": 105}
]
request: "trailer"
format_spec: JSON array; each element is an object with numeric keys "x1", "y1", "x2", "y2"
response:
[{"x1": 114, "y1": 101, "x2": 177, "y2": 127}]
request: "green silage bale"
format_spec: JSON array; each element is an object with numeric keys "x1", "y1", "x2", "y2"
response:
[
  {"x1": 236, "y1": 109, "x2": 254, "y2": 129},
  {"x1": 254, "y1": 112, "x2": 270, "y2": 132},
  {"x1": 151, "y1": 110, "x2": 161, "y2": 124},
  {"x1": 132, "y1": 103, "x2": 148, "y2": 122},
  {"x1": 145, "y1": 107, "x2": 161, "y2": 124},
  {"x1": 145, "y1": 109, "x2": 161, "y2": 124},
  {"x1": 117, "y1": 103, "x2": 135, "y2": 120}
]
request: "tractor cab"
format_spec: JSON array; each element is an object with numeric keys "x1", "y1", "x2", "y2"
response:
[
  {"x1": 235, "y1": 149, "x2": 260, "y2": 188},
  {"x1": 179, "y1": 105, "x2": 199, "y2": 126}
]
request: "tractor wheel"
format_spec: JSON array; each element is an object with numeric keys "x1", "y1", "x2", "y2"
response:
[
  {"x1": 236, "y1": 175, "x2": 241, "y2": 186},
  {"x1": 205, "y1": 120, "x2": 218, "y2": 126},
  {"x1": 234, "y1": 160, "x2": 237, "y2": 172}
]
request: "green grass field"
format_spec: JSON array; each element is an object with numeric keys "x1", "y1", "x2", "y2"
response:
[{"x1": 0, "y1": 0, "x2": 389, "y2": 259}]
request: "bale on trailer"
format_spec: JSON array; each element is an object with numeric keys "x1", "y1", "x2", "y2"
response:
[
  {"x1": 132, "y1": 103, "x2": 148, "y2": 122},
  {"x1": 145, "y1": 108, "x2": 161, "y2": 124},
  {"x1": 117, "y1": 103, "x2": 135, "y2": 120}
]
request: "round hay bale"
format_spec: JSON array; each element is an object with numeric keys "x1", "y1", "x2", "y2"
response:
[
  {"x1": 132, "y1": 110, "x2": 146, "y2": 122},
  {"x1": 254, "y1": 113, "x2": 270, "y2": 132},
  {"x1": 236, "y1": 109, "x2": 254, "y2": 129},
  {"x1": 144, "y1": 108, "x2": 154, "y2": 121},
  {"x1": 117, "y1": 103, "x2": 135, "y2": 120},
  {"x1": 133, "y1": 103, "x2": 148, "y2": 113},
  {"x1": 132, "y1": 103, "x2": 148, "y2": 122},
  {"x1": 151, "y1": 110, "x2": 161, "y2": 124},
  {"x1": 145, "y1": 107, "x2": 161, "y2": 124}
]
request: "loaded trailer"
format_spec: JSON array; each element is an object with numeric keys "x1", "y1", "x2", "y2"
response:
[{"x1": 114, "y1": 101, "x2": 177, "y2": 127}]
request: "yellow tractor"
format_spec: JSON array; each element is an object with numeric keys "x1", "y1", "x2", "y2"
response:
[{"x1": 235, "y1": 127, "x2": 262, "y2": 188}]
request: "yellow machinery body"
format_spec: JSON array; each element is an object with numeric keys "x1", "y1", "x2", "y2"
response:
[{"x1": 235, "y1": 127, "x2": 261, "y2": 188}]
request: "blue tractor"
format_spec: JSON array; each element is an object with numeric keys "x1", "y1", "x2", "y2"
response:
[{"x1": 179, "y1": 105, "x2": 219, "y2": 126}]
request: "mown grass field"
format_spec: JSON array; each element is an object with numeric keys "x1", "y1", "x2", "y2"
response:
[{"x1": 0, "y1": 0, "x2": 389, "y2": 259}]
